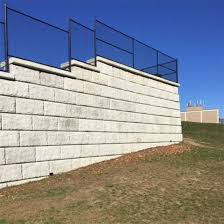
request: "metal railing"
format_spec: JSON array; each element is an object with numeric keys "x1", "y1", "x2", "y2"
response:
[{"x1": 0, "y1": 4, "x2": 178, "y2": 83}]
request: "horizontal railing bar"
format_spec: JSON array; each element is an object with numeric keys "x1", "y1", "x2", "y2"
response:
[
  {"x1": 70, "y1": 18, "x2": 94, "y2": 32},
  {"x1": 158, "y1": 64, "x2": 176, "y2": 73},
  {"x1": 141, "y1": 59, "x2": 177, "y2": 72},
  {"x1": 96, "y1": 38, "x2": 133, "y2": 55},
  {"x1": 161, "y1": 71, "x2": 176, "y2": 77},
  {"x1": 96, "y1": 19, "x2": 133, "y2": 40},
  {"x1": 0, "y1": 21, "x2": 4, "y2": 25},
  {"x1": 7, "y1": 7, "x2": 68, "y2": 33},
  {"x1": 141, "y1": 65, "x2": 157, "y2": 71},
  {"x1": 134, "y1": 39, "x2": 176, "y2": 60}
]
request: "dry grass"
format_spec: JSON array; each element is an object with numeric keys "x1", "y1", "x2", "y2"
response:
[{"x1": 0, "y1": 122, "x2": 224, "y2": 224}]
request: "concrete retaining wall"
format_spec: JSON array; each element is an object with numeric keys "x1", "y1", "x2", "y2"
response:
[{"x1": 0, "y1": 56, "x2": 182, "y2": 189}]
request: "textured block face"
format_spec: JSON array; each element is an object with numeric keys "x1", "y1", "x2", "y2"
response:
[
  {"x1": 49, "y1": 160, "x2": 72, "y2": 174},
  {"x1": 44, "y1": 101, "x2": 67, "y2": 117},
  {"x1": 47, "y1": 132, "x2": 70, "y2": 145},
  {"x1": 2, "y1": 114, "x2": 32, "y2": 130},
  {"x1": 81, "y1": 145, "x2": 99, "y2": 157},
  {"x1": 0, "y1": 79, "x2": 29, "y2": 97},
  {"x1": 16, "y1": 98, "x2": 44, "y2": 115},
  {"x1": 36, "y1": 146, "x2": 61, "y2": 161},
  {"x1": 61, "y1": 145, "x2": 81, "y2": 159},
  {"x1": 22, "y1": 162, "x2": 49, "y2": 179},
  {"x1": 58, "y1": 118, "x2": 79, "y2": 131},
  {"x1": 0, "y1": 96, "x2": 15, "y2": 113},
  {"x1": 33, "y1": 116, "x2": 58, "y2": 130},
  {"x1": 5, "y1": 147, "x2": 36, "y2": 164},
  {"x1": 0, "y1": 148, "x2": 5, "y2": 165},
  {"x1": 0, "y1": 164, "x2": 22, "y2": 182},
  {"x1": 29, "y1": 84, "x2": 55, "y2": 101},
  {"x1": 40, "y1": 72, "x2": 64, "y2": 88},
  {"x1": 64, "y1": 78, "x2": 84, "y2": 92},
  {"x1": 20, "y1": 131, "x2": 48, "y2": 146},
  {"x1": 11, "y1": 65, "x2": 40, "y2": 84},
  {"x1": 54, "y1": 89, "x2": 76, "y2": 104},
  {"x1": 0, "y1": 131, "x2": 19, "y2": 147}
]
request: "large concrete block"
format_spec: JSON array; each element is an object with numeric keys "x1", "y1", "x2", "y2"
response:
[
  {"x1": 80, "y1": 145, "x2": 99, "y2": 157},
  {"x1": 29, "y1": 84, "x2": 55, "y2": 101},
  {"x1": 5, "y1": 147, "x2": 36, "y2": 164},
  {"x1": 36, "y1": 146, "x2": 61, "y2": 161},
  {"x1": 71, "y1": 158, "x2": 81, "y2": 170},
  {"x1": 47, "y1": 131, "x2": 70, "y2": 145},
  {"x1": 98, "y1": 144, "x2": 123, "y2": 156},
  {"x1": 20, "y1": 131, "x2": 48, "y2": 146},
  {"x1": 76, "y1": 93, "x2": 110, "y2": 109},
  {"x1": 49, "y1": 159, "x2": 72, "y2": 174},
  {"x1": 83, "y1": 82, "x2": 102, "y2": 96},
  {"x1": 61, "y1": 145, "x2": 81, "y2": 159},
  {"x1": 0, "y1": 148, "x2": 5, "y2": 165},
  {"x1": 40, "y1": 72, "x2": 64, "y2": 88},
  {"x1": 33, "y1": 116, "x2": 58, "y2": 130},
  {"x1": 58, "y1": 118, "x2": 79, "y2": 131},
  {"x1": 11, "y1": 65, "x2": 40, "y2": 84},
  {"x1": 71, "y1": 66, "x2": 84, "y2": 79},
  {"x1": 2, "y1": 114, "x2": 32, "y2": 130},
  {"x1": 0, "y1": 164, "x2": 22, "y2": 182},
  {"x1": 110, "y1": 99, "x2": 136, "y2": 112},
  {"x1": 0, "y1": 96, "x2": 15, "y2": 113},
  {"x1": 54, "y1": 88, "x2": 76, "y2": 104},
  {"x1": 69, "y1": 132, "x2": 89, "y2": 144},
  {"x1": 64, "y1": 78, "x2": 84, "y2": 92},
  {"x1": 88, "y1": 132, "x2": 106, "y2": 144},
  {"x1": 90, "y1": 71, "x2": 109, "y2": 86},
  {"x1": 44, "y1": 101, "x2": 68, "y2": 117},
  {"x1": 22, "y1": 161, "x2": 49, "y2": 179},
  {"x1": 104, "y1": 133, "x2": 120, "y2": 144},
  {"x1": 79, "y1": 157, "x2": 94, "y2": 167},
  {"x1": 0, "y1": 183, "x2": 7, "y2": 189},
  {"x1": 0, "y1": 131, "x2": 19, "y2": 147},
  {"x1": 97, "y1": 61, "x2": 113, "y2": 75},
  {"x1": 79, "y1": 119, "x2": 104, "y2": 132},
  {"x1": 0, "y1": 79, "x2": 29, "y2": 97},
  {"x1": 16, "y1": 98, "x2": 44, "y2": 115}
]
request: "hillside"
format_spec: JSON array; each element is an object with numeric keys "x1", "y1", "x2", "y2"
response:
[{"x1": 0, "y1": 122, "x2": 224, "y2": 224}]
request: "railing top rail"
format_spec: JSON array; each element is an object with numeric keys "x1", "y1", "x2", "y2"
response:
[
  {"x1": 96, "y1": 19, "x2": 133, "y2": 40},
  {"x1": 7, "y1": 7, "x2": 68, "y2": 34},
  {"x1": 70, "y1": 18, "x2": 94, "y2": 32}
]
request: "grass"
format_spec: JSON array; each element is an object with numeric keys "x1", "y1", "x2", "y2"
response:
[{"x1": 0, "y1": 122, "x2": 224, "y2": 223}]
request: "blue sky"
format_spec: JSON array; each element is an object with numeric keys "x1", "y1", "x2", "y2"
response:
[{"x1": 1, "y1": 0, "x2": 224, "y2": 118}]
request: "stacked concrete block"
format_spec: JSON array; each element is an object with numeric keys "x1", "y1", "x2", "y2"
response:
[{"x1": 0, "y1": 56, "x2": 182, "y2": 188}]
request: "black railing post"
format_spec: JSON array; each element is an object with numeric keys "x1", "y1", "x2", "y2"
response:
[
  {"x1": 132, "y1": 38, "x2": 135, "y2": 68},
  {"x1": 4, "y1": 4, "x2": 9, "y2": 72},
  {"x1": 93, "y1": 17, "x2": 97, "y2": 66},
  {"x1": 68, "y1": 18, "x2": 72, "y2": 72},
  {"x1": 156, "y1": 50, "x2": 159, "y2": 75},
  {"x1": 176, "y1": 59, "x2": 178, "y2": 83}
]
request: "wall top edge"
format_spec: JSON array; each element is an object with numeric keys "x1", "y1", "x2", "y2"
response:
[
  {"x1": 9, "y1": 57, "x2": 76, "y2": 79},
  {"x1": 96, "y1": 56, "x2": 180, "y2": 87},
  {"x1": 61, "y1": 59, "x2": 100, "y2": 73},
  {"x1": 0, "y1": 70, "x2": 15, "y2": 80}
]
